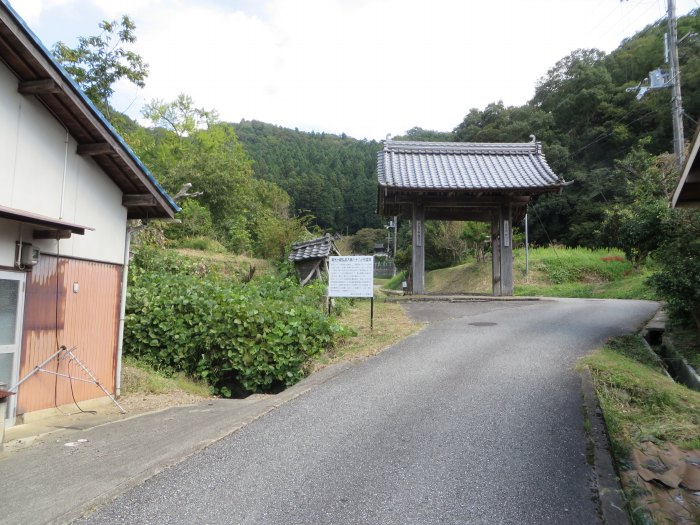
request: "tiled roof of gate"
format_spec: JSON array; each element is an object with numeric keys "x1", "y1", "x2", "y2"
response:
[
  {"x1": 288, "y1": 234, "x2": 338, "y2": 262},
  {"x1": 377, "y1": 140, "x2": 563, "y2": 191}
]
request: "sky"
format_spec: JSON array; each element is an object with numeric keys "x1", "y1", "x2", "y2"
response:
[{"x1": 10, "y1": 0, "x2": 700, "y2": 140}]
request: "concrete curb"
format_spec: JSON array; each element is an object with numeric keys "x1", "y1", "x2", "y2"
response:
[
  {"x1": 580, "y1": 369, "x2": 631, "y2": 525},
  {"x1": 383, "y1": 294, "x2": 541, "y2": 303},
  {"x1": 661, "y1": 335, "x2": 700, "y2": 391}
]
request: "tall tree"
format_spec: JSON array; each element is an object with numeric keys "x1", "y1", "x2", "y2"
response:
[
  {"x1": 142, "y1": 94, "x2": 219, "y2": 137},
  {"x1": 52, "y1": 15, "x2": 148, "y2": 115}
]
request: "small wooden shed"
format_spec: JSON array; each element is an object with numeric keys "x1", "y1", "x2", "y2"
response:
[{"x1": 288, "y1": 234, "x2": 340, "y2": 286}]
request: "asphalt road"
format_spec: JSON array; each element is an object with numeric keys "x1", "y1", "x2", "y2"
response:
[{"x1": 79, "y1": 298, "x2": 657, "y2": 525}]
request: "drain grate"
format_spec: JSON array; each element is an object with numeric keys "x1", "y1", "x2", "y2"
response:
[{"x1": 468, "y1": 322, "x2": 497, "y2": 326}]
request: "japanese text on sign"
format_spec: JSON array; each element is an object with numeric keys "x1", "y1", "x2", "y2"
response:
[{"x1": 328, "y1": 256, "x2": 374, "y2": 298}]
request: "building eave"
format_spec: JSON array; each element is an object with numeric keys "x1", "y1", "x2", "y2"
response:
[
  {"x1": 0, "y1": 1, "x2": 178, "y2": 219},
  {"x1": 672, "y1": 122, "x2": 700, "y2": 208}
]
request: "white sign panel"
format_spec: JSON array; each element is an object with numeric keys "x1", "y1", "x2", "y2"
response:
[{"x1": 328, "y1": 256, "x2": 374, "y2": 298}]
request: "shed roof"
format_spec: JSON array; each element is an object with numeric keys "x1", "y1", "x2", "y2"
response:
[
  {"x1": 672, "y1": 124, "x2": 700, "y2": 208},
  {"x1": 377, "y1": 140, "x2": 563, "y2": 191},
  {"x1": 0, "y1": 1, "x2": 177, "y2": 219},
  {"x1": 288, "y1": 234, "x2": 338, "y2": 262}
]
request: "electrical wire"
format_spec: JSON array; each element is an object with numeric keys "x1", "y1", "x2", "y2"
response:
[
  {"x1": 585, "y1": 1, "x2": 635, "y2": 44},
  {"x1": 572, "y1": 109, "x2": 660, "y2": 157},
  {"x1": 529, "y1": 200, "x2": 559, "y2": 258},
  {"x1": 50, "y1": 238, "x2": 95, "y2": 415},
  {"x1": 67, "y1": 355, "x2": 96, "y2": 415},
  {"x1": 585, "y1": 0, "x2": 661, "y2": 50}
]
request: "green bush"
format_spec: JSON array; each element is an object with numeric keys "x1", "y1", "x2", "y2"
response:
[
  {"x1": 125, "y1": 249, "x2": 343, "y2": 395},
  {"x1": 649, "y1": 209, "x2": 700, "y2": 330},
  {"x1": 164, "y1": 200, "x2": 214, "y2": 241}
]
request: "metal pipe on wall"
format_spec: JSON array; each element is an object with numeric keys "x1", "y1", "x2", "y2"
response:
[
  {"x1": 115, "y1": 223, "x2": 145, "y2": 397},
  {"x1": 59, "y1": 130, "x2": 69, "y2": 219}
]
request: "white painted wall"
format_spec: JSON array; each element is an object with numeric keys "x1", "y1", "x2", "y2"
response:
[
  {"x1": 0, "y1": 222, "x2": 19, "y2": 268},
  {"x1": 0, "y1": 62, "x2": 126, "y2": 266}
]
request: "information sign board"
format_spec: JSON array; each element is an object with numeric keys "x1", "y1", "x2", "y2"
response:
[{"x1": 328, "y1": 256, "x2": 374, "y2": 297}]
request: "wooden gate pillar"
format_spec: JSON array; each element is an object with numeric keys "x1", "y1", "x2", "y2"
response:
[
  {"x1": 492, "y1": 204, "x2": 514, "y2": 296},
  {"x1": 491, "y1": 210, "x2": 501, "y2": 296},
  {"x1": 411, "y1": 202, "x2": 425, "y2": 294},
  {"x1": 500, "y1": 203, "x2": 514, "y2": 295}
]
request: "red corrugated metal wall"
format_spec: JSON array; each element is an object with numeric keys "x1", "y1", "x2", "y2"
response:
[{"x1": 17, "y1": 255, "x2": 122, "y2": 414}]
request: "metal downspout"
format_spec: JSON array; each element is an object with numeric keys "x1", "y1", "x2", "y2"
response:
[
  {"x1": 115, "y1": 227, "x2": 131, "y2": 397},
  {"x1": 59, "y1": 131, "x2": 69, "y2": 219},
  {"x1": 115, "y1": 223, "x2": 145, "y2": 397}
]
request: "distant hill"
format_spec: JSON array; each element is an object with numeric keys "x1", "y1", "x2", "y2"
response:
[
  {"x1": 231, "y1": 10, "x2": 700, "y2": 247},
  {"x1": 233, "y1": 120, "x2": 384, "y2": 233}
]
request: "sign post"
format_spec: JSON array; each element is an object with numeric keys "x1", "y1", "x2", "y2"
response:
[{"x1": 328, "y1": 256, "x2": 374, "y2": 329}]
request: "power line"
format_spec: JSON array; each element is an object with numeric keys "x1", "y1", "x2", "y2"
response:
[
  {"x1": 586, "y1": 0, "x2": 665, "y2": 49},
  {"x1": 572, "y1": 109, "x2": 660, "y2": 157}
]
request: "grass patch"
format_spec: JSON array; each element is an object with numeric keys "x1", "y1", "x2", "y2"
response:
[
  {"x1": 314, "y1": 299, "x2": 423, "y2": 368},
  {"x1": 581, "y1": 335, "x2": 700, "y2": 523},
  {"x1": 174, "y1": 248, "x2": 274, "y2": 280},
  {"x1": 513, "y1": 247, "x2": 658, "y2": 299},
  {"x1": 420, "y1": 246, "x2": 658, "y2": 299},
  {"x1": 589, "y1": 269, "x2": 658, "y2": 300},
  {"x1": 121, "y1": 356, "x2": 211, "y2": 397},
  {"x1": 173, "y1": 236, "x2": 228, "y2": 253},
  {"x1": 515, "y1": 268, "x2": 657, "y2": 299},
  {"x1": 425, "y1": 260, "x2": 492, "y2": 294},
  {"x1": 514, "y1": 247, "x2": 632, "y2": 283},
  {"x1": 580, "y1": 335, "x2": 700, "y2": 455}
]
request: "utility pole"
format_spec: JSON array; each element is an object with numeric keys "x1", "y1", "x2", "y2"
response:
[
  {"x1": 625, "y1": 0, "x2": 685, "y2": 167},
  {"x1": 668, "y1": 0, "x2": 685, "y2": 168}
]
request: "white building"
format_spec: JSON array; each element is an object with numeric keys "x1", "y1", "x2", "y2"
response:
[{"x1": 0, "y1": 1, "x2": 177, "y2": 427}]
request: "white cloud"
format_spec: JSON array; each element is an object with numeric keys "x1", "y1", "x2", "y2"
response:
[
  {"x1": 10, "y1": 0, "x2": 74, "y2": 24},
  {"x1": 86, "y1": 0, "x2": 165, "y2": 19},
  {"x1": 13, "y1": 0, "x2": 700, "y2": 139}
]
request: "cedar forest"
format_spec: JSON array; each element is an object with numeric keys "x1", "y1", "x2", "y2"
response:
[{"x1": 51, "y1": 11, "x2": 700, "y2": 393}]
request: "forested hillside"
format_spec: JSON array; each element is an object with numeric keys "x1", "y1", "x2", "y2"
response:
[
  {"x1": 232, "y1": 120, "x2": 383, "y2": 233},
  {"x1": 224, "y1": 10, "x2": 700, "y2": 249},
  {"x1": 52, "y1": 9, "x2": 700, "y2": 260},
  {"x1": 452, "y1": 11, "x2": 700, "y2": 247},
  {"x1": 47, "y1": 6, "x2": 700, "y2": 398}
]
